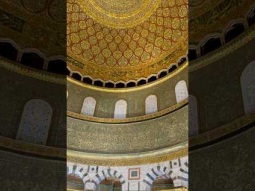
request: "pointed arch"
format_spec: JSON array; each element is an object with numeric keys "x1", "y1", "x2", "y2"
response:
[
  {"x1": 67, "y1": 164, "x2": 90, "y2": 190},
  {"x1": 143, "y1": 160, "x2": 188, "y2": 191},
  {"x1": 16, "y1": 99, "x2": 52, "y2": 144},
  {"x1": 94, "y1": 169, "x2": 125, "y2": 191},
  {"x1": 67, "y1": 174, "x2": 84, "y2": 191},
  {"x1": 143, "y1": 166, "x2": 174, "y2": 191}
]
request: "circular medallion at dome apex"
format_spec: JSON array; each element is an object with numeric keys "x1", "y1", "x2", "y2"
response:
[
  {"x1": 77, "y1": 0, "x2": 161, "y2": 29},
  {"x1": 67, "y1": 0, "x2": 188, "y2": 82}
]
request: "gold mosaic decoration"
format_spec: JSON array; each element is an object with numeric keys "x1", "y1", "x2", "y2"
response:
[
  {"x1": 67, "y1": 0, "x2": 188, "y2": 81},
  {"x1": 67, "y1": 61, "x2": 188, "y2": 92},
  {"x1": 77, "y1": 0, "x2": 161, "y2": 29}
]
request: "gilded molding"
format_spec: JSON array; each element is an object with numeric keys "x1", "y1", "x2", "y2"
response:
[
  {"x1": 189, "y1": 25, "x2": 255, "y2": 72},
  {"x1": 68, "y1": 62, "x2": 188, "y2": 93},
  {"x1": 67, "y1": 99, "x2": 188, "y2": 123},
  {"x1": 67, "y1": 142, "x2": 188, "y2": 166},
  {"x1": 190, "y1": 113, "x2": 255, "y2": 148},
  {"x1": 0, "y1": 120, "x2": 185, "y2": 164},
  {"x1": 67, "y1": 38, "x2": 188, "y2": 82}
]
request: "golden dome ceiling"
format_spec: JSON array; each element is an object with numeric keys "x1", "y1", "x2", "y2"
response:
[
  {"x1": 67, "y1": 0, "x2": 188, "y2": 82},
  {"x1": 77, "y1": 0, "x2": 161, "y2": 29}
]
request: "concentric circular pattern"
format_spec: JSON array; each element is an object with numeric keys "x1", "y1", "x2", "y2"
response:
[
  {"x1": 76, "y1": 0, "x2": 161, "y2": 29},
  {"x1": 67, "y1": 0, "x2": 188, "y2": 82}
]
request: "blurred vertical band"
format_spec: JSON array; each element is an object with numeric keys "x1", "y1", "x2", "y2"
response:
[
  {"x1": 0, "y1": 1, "x2": 67, "y2": 190},
  {"x1": 189, "y1": 0, "x2": 255, "y2": 190}
]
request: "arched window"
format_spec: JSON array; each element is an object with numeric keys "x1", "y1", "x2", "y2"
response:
[
  {"x1": 0, "y1": 42, "x2": 18, "y2": 61},
  {"x1": 48, "y1": 59, "x2": 67, "y2": 75},
  {"x1": 188, "y1": 48, "x2": 197, "y2": 61},
  {"x1": 81, "y1": 97, "x2": 96, "y2": 116},
  {"x1": 16, "y1": 99, "x2": 52, "y2": 144},
  {"x1": 105, "y1": 81, "x2": 115, "y2": 88},
  {"x1": 241, "y1": 61, "x2": 255, "y2": 114},
  {"x1": 127, "y1": 81, "x2": 136, "y2": 87},
  {"x1": 21, "y1": 52, "x2": 44, "y2": 70},
  {"x1": 225, "y1": 23, "x2": 245, "y2": 43},
  {"x1": 175, "y1": 80, "x2": 188, "y2": 103},
  {"x1": 72, "y1": 72, "x2": 82, "y2": 81},
  {"x1": 83, "y1": 77, "x2": 93, "y2": 84},
  {"x1": 201, "y1": 37, "x2": 222, "y2": 55},
  {"x1": 189, "y1": 95, "x2": 199, "y2": 136},
  {"x1": 114, "y1": 99, "x2": 127, "y2": 119},
  {"x1": 94, "y1": 80, "x2": 104, "y2": 87},
  {"x1": 145, "y1": 95, "x2": 158, "y2": 114}
]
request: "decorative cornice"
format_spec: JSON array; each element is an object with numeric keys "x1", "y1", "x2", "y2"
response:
[
  {"x1": 0, "y1": 138, "x2": 186, "y2": 166},
  {"x1": 68, "y1": 38, "x2": 188, "y2": 82},
  {"x1": 67, "y1": 142, "x2": 188, "y2": 166},
  {"x1": 67, "y1": 99, "x2": 188, "y2": 123},
  {"x1": 68, "y1": 62, "x2": 188, "y2": 93},
  {"x1": 3, "y1": 114, "x2": 254, "y2": 164}
]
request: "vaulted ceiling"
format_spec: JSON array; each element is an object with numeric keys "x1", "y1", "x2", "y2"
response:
[{"x1": 67, "y1": 0, "x2": 188, "y2": 82}]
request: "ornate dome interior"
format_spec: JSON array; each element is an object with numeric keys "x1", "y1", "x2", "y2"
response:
[
  {"x1": 67, "y1": 0, "x2": 188, "y2": 85},
  {"x1": 0, "y1": 0, "x2": 254, "y2": 191},
  {"x1": 66, "y1": 1, "x2": 189, "y2": 190}
]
